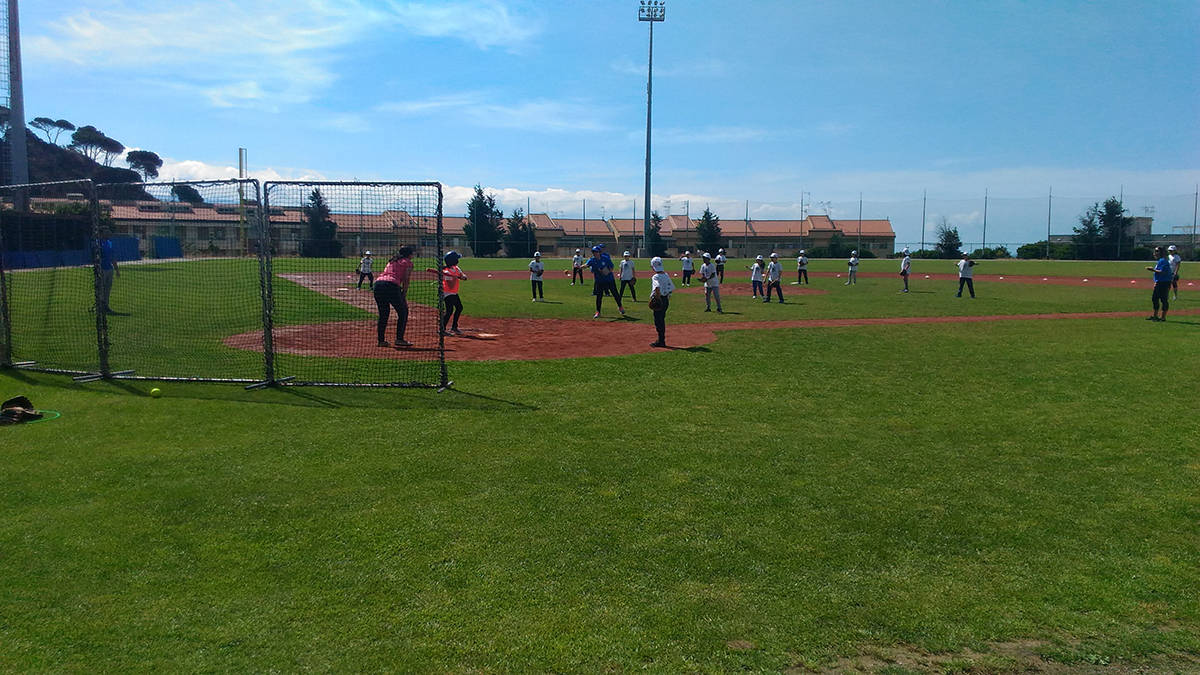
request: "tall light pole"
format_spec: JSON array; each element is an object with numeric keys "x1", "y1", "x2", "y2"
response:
[{"x1": 639, "y1": 0, "x2": 665, "y2": 256}]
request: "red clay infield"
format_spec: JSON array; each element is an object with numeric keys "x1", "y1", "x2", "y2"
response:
[{"x1": 219, "y1": 272, "x2": 1197, "y2": 362}]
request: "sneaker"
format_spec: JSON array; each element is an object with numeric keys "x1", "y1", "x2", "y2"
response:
[
  {"x1": 570, "y1": 282, "x2": 575, "y2": 286},
  {"x1": 377, "y1": 340, "x2": 390, "y2": 347},
  {"x1": 704, "y1": 307, "x2": 711, "y2": 312},
  {"x1": 618, "y1": 307, "x2": 626, "y2": 315},
  {"x1": 649, "y1": 341, "x2": 666, "y2": 348},
  {"x1": 593, "y1": 312, "x2": 600, "y2": 319},
  {"x1": 394, "y1": 339, "x2": 413, "y2": 348},
  {"x1": 451, "y1": 328, "x2": 463, "y2": 335},
  {"x1": 717, "y1": 309, "x2": 723, "y2": 313},
  {"x1": 955, "y1": 293, "x2": 962, "y2": 297}
]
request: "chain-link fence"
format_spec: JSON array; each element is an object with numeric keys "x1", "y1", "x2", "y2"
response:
[{"x1": 1, "y1": 179, "x2": 446, "y2": 388}]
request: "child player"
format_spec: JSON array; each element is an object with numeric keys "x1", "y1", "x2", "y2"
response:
[
  {"x1": 1168, "y1": 245, "x2": 1182, "y2": 300},
  {"x1": 680, "y1": 251, "x2": 695, "y2": 286},
  {"x1": 618, "y1": 250, "x2": 638, "y2": 302},
  {"x1": 748, "y1": 254, "x2": 765, "y2": 299},
  {"x1": 698, "y1": 252, "x2": 723, "y2": 312},
  {"x1": 648, "y1": 256, "x2": 675, "y2": 348},
  {"x1": 357, "y1": 250, "x2": 374, "y2": 289},
  {"x1": 428, "y1": 251, "x2": 468, "y2": 335},
  {"x1": 845, "y1": 250, "x2": 859, "y2": 285},
  {"x1": 529, "y1": 251, "x2": 545, "y2": 301},
  {"x1": 899, "y1": 247, "x2": 911, "y2": 293},
  {"x1": 571, "y1": 248, "x2": 584, "y2": 285},
  {"x1": 764, "y1": 252, "x2": 784, "y2": 303},
  {"x1": 715, "y1": 248, "x2": 727, "y2": 283},
  {"x1": 796, "y1": 249, "x2": 809, "y2": 284}
]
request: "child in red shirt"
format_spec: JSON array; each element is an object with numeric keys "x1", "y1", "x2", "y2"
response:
[{"x1": 428, "y1": 251, "x2": 468, "y2": 335}]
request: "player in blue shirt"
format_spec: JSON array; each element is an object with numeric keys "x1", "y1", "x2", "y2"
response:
[
  {"x1": 1145, "y1": 246, "x2": 1172, "y2": 321},
  {"x1": 585, "y1": 245, "x2": 625, "y2": 318}
]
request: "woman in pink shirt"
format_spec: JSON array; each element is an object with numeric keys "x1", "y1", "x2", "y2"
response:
[{"x1": 372, "y1": 246, "x2": 414, "y2": 348}]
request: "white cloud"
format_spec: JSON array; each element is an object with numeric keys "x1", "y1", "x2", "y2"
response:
[
  {"x1": 27, "y1": 1, "x2": 537, "y2": 110},
  {"x1": 377, "y1": 94, "x2": 611, "y2": 132},
  {"x1": 157, "y1": 158, "x2": 326, "y2": 183}
]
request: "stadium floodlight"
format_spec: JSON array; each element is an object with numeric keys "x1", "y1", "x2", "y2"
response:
[{"x1": 638, "y1": 1, "x2": 665, "y2": 255}]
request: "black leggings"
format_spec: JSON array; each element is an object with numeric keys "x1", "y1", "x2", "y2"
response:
[
  {"x1": 1152, "y1": 281, "x2": 1171, "y2": 314},
  {"x1": 797, "y1": 269, "x2": 808, "y2": 283},
  {"x1": 373, "y1": 281, "x2": 407, "y2": 342},
  {"x1": 619, "y1": 279, "x2": 638, "y2": 302},
  {"x1": 765, "y1": 280, "x2": 784, "y2": 302},
  {"x1": 682, "y1": 269, "x2": 693, "y2": 285},
  {"x1": 716, "y1": 265, "x2": 725, "y2": 283},
  {"x1": 957, "y1": 278, "x2": 975, "y2": 297},
  {"x1": 572, "y1": 267, "x2": 584, "y2": 284},
  {"x1": 752, "y1": 279, "x2": 764, "y2": 297},
  {"x1": 358, "y1": 271, "x2": 374, "y2": 288},
  {"x1": 531, "y1": 279, "x2": 543, "y2": 298},
  {"x1": 653, "y1": 295, "x2": 670, "y2": 342},
  {"x1": 442, "y1": 293, "x2": 463, "y2": 331}
]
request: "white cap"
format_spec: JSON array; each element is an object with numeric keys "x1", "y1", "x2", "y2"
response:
[
  {"x1": 961, "y1": 250, "x2": 969, "y2": 256},
  {"x1": 718, "y1": 248, "x2": 725, "y2": 253},
  {"x1": 650, "y1": 256, "x2": 664, "y2": 272},
  {"x1": 533, "y1": 251, "x2": 541, "y2": 257},
  {"x1": 364, "y1": 251, "x2": 371, "y2": 255},
  {"x1": 575, "y1": 248, "x2": 581, "y2": 253},
  {"x1": 1168, "y1": 245, "x2": 1177, "y2": 251},
  {"x1": 799, "y1": 249, "x2": 805, "y2": 254},
  {"x1": 902, "y1": 247, "x2": 910, "y2": 254},
  {"x1": 623, "y1": 250, "x2": 631, "y2": 256},
  {"x1": 770, "y1": 252, "x2": 779, "y2": 258},
  {"x1": 684, "y1": 251, "x2": 691, "y2": 255},
  {"x1": 702, "y1": 252, "x2": 711, "y2": 259},
  {"x1": 756, "y1": 254, "x2": 764, "y2": 260}
]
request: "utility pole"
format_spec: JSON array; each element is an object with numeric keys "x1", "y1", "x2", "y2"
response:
[
  {"x1": 982, "y1": 188, "x2": 988, "y2": 252},
  {"x1": 920, "y1": 189, "x2": 927, "y2": 252},
  {"x1": 638, "y1": 0, "x2": 665, "y2": 258},
  {"x1": 857, "y1": 193, "x2": 863, "y2": 252},
  {"x1": 1046, "y1": 187, "x2": 1053, "y2": 259}
]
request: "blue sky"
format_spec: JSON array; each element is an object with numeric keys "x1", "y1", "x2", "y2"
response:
[{"x1": 20, "y1": 0, "x2": 1200, "y2": 244}]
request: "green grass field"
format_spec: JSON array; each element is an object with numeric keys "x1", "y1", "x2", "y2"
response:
[{"x1": 2, "y1": 256, "x2": 1197, "y2": 672}]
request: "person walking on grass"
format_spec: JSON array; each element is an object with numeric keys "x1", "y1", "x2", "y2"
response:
[
  {"x1": 529, "y1": 251, "x2": 545, "y2": 301},
  {"x1": 680, "y1": 251, "x2": 695, "y2": 286},
  {"x1": 764, "y1": 252, "x2": 785, "y2": 303},
  {"x1": 749, "y1": 254, "x2": 765, "y2": 299},
  {"x1": 698, "y1": 252, "x2": 723, "y2": 313},
  {"x1": 715, "y1": 248, "x2": 727, "y2": 283},
  {"x1": 1167, "y1": 245, "x2": 1182, "y2": 300},
  {"x1": 796, "y1": 249, "x2": 809, "y2": 284},
  {"x1": 586, "y1": 245, "x2": 625, "y2": 318},
  {"x1": 618, "y1": 250, "x2": 638, "y2": 302},
  {"x1": 899, "y1": 247, "x2": 912, "y2": 293},
  {"x1": 1147, "y1": 246, "x2": 1172, "y2": 321},
  {"x1": 571, "y1": 248, "x2": 584, "y2": 285},
  {"x1": 956, "y1": 251, "x2": 976, "y2": 298},
  {"x1": 845, "y1": 250, "x2": 860, "y2": 285},
  {"x1": 373, "y1": 246, "x2": 414, "y2": 348},
  {"x1": 357, "y1": 251, "x2": 374, "y2": 289},
  {"x1": 649, "y1": 256, "x2": 675, "y2": 348},
  {"x1": 428, "y1": 250, "x2": 467, "y2": 335},
  {"x1": 96, "y1": 229, "x2": 119, "y2": 314}
]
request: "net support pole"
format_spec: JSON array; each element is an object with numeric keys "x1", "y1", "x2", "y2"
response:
[
  {"x1": 436, "y1": 184, "x2": 449, "y2": 390},
  {"x1": 86, "y1": 181, "x2": 112, "y2": 378},
  {"x1": 257, "y1": 181, "x2": 277, "y2": 386},
  {"x1": 0, "y1": 208, "x2": 11, "y2": 367}
]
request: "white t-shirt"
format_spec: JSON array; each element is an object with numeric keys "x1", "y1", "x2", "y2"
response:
[
  {"x1": 797, "y1": 255, "x2": 808, "y2": 269},
  {"x1": 620, "y1": 259, "x2": 635, "y2": 281},
  {"x1": 359, "y1": 256, "x2": 373, "y2": 273},
  {"x1": 900, "y1": 255, "x2": 911, "y2": 274},
  {"x1": 1168, "y1": 254, "x2": 1181, "y2": 275},
  {"x1": 700, "y1": 262, "x2": 719, "y2": 287},
  {"x1": 715, "y1": 254, "x2": 727, "y2": 265},
  {"x1": 680, "y1": 256, "x2": 694, "y2": 271},
  {"x1": 750, "y1": 263, "x2": 764, "y2": 282},
  {"x1": 572, "y1": 254, "x2": 583, "y2": 268},
  {"x1": 651, "y1": 271, "x2": 675, "y2": 296},
  {"x1": 767, "y1": 261, "x2": 782, "y2": 281},
  {"x1": 529, "y1": 259, "x2": 544, "y2": 281},
  {"x1": 848, "y1": 256, "x2": 859, "y2": 269},
  {"x1": 957, "y1": 259, "x2": 974, "y2": 278}
]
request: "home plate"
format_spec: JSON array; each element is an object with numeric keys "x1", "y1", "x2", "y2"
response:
[
  {"x1": 475, "y1": 332, "x2": 501, "y2": 338},
  {"x1": 336, "y1": 288, "x2": 350, "y2": 292}
]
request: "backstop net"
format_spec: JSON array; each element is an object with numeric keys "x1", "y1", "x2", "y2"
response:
[
  {"x1": 262, "y1": 181, "x2": 444, "y2": 386},
  {"x1": 0, "y1": 180, "x2": 102, "y2": 375},
  {"x1": 95, "y1": 179, "x2": 268, "y2": 382},
  {"x1": 2, "y1": 179, "x2": 446, "y2": 388}
]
